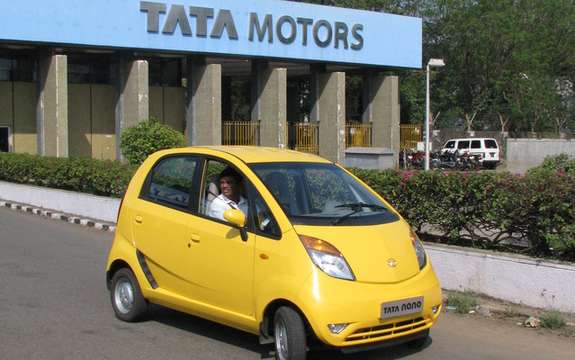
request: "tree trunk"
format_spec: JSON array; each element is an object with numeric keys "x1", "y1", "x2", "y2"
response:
[{"x1": 464, "y1": 112, "x2": 477, "y2": 132}]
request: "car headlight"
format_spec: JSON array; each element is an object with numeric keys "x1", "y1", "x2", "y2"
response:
[
  {"x1": 410, "y1": 229, "x2": 427, "y2": 270},
  {"x1": 299, "y1": 235, "x2": 355, "y2": 281}
]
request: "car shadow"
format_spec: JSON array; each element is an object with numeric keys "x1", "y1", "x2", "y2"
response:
[
  {"x1": 149, "y1": 304, "x2": 276, "y2": 359},
  {"x1": 148, "y1": 304, "x2": 433, "y2": 360}
]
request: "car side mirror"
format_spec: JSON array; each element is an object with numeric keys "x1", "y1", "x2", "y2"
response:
[{"x1": 223, "y1": 209, "x2": 248, "y2": 242}]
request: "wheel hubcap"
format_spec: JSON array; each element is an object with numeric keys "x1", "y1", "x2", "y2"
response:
[
  {"x1": 275, "y1": 318, "x2": 289, "y2": 360},
  {"x1": 114, "y1": 278, "x2": 134, "y2": 314}
]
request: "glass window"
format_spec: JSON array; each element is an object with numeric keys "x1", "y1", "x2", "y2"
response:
[
  {"x1": 68, "y1": 63, "x2": 91, "y2": 83},
  {"x1": 249, "y1": 186, "x2": 280, "y2": 238},
  {"x1": 471, "y1": 140, "x2": 481, "y2": 149},
  {"x1": 444, "y1": 141, "x2": 455, "y2": 149},
  {"x1": 149, "y1": 59, "x2": 182, "y2": 87},
  {"x1": 251, "y1": 163, "x2": 398, "y2": 226},
  {"x1": 0, "y1": 127, "x2": 9, "y2": 152},
  {"x1": 145, "y1": 156, "x2": 198, "y2": 210},
  {"x1": 0, "y1": 57, "x2": 35, "y2": 82},
  {"x1": 457, "y1": 141, "x2": 470, "y2": 150},
  {"x1": 68, "y1": 56, "x2": 113, "y2": 84},
  {"x1": 200, "y1": 160, "x2": 249, "y2": 223},
  {"x1": 485, "y1": 140, "x2": 498, "y2": 149},
  {"x1": 0, "y1": 58, "x2": 11, "y2": 81}
]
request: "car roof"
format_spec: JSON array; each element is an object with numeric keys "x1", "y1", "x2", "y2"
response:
[
  {"x1": 162, "y1": 146, "x2": 332, "y2": 164},
  {"x1": 444, "y1": 138, "x2": 497, "y2": 142}
]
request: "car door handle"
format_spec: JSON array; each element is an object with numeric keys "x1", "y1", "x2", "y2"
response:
[
  {"x1": 135, "y1": 215, "x2": 143, "y2": 224},
  {"x1": 190, "y1": 234, "x2": 201, "y2": 243}
]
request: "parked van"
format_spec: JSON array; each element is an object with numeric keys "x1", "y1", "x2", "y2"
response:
[
  {"x1": 106, "y1": 147, "x2": 442, "y2": 359},
  {"x1": 441, "y1": 138, "x2": 501, "y2": 168}
]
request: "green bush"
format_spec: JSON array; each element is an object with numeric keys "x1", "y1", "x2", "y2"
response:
[
  {"x1": 0, "y1": 153, "x2": 135, "y2": 198},
  {"x1": 447, "y1": 292, "x2": 478, "y2": 314},
  {"x1": 350, "y1": 159, "x2": 575, "y2": 261},
  {"x1": 530, "y1": 154, "x2": 575, "y2": 176},
  {"x1": 540, "y1": 311, "x2": 567, "y2": 329},
  {"x1": 120, "y1": 119, "x2": 185, "y2": 166}
]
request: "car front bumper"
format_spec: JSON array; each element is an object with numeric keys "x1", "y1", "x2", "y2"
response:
[{"x1": 296, "y1": 263, "x2": 442, "y2": 348}]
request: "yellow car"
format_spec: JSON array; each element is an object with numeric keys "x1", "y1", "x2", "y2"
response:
[{"x1": 106, "y1": 147, "x2": 442, "y2": 359}]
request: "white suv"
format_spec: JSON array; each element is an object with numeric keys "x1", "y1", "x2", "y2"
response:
[{"x1": 441, "y1": 138, "x2": 501, "y2": 169}]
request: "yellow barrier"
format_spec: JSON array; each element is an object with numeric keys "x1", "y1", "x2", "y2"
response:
[
  {"x1": 400, "y1": 124, "x2": 422, "y2": 150},
  {"x1": 222, "y1": 121, "x2": 260, "y2": 145},
  {"x1": 289, "y1": 123, "x2": 319, "y2": 154},
  {"x1": 346, "y1": 123, "x2": 372, "y2": 148}
]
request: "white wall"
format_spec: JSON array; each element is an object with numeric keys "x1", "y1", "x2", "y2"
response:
[
  {"x1": 0, "y1": 181, "x2": 120, "y2": 223},
  {"x1": 506, "y1": 138, "x2": 575, "y2": 173},
  {"x1": 427, "y1": 244, "x2": 575, "y2": 313}
]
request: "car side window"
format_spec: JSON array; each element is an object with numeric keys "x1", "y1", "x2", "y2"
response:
[
  {"x1": 485, "y1": 140, "x2": 498, "y2": 149},
  {"x1": 457, "y1": 140, "x2": 470, "y2": 150},
  {"x1": 145, "y1": 156, "x2": 198, "y2": 210},
  {"x1": 471, "y1": 140, "x2": 481, "y2": 149},
  {"x1": 445, "y1": 141, "x2": 455, "y2": 149},
  {"x1": 200, "y1": 159, "x2": 249, "y2": 223},
  {"x1": 248, "y1": 185, "x2": 281, "y2": 239}
]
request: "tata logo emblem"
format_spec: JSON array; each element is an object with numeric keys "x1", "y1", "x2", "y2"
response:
[{"x1": 387, "y1": 258, "x2": 398, "y2": 268}]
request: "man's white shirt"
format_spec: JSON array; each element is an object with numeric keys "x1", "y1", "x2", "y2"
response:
[{"x1": 208, "y1": 194, "x2": 248, "y2": 221}]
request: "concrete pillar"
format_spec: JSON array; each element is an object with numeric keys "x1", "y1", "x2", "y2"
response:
[
  {"x1": 37, "y1": 52, "x2": 68, "y2": 157},
  {"x1": 115, "y1": 55, "x2": 149, "y2": 160},
  {"x1": 311, "y1": 67, "x2": 346, "y2": 163},
  {"x1": 186, "y1": 57, "x2": 221, "y2": 146},
  {"x1": 363, "y1": 74, "x2": 400, "y2": 162},
  {"x1": 251, "y1": 61, "x2": 287, "y2": 148}
]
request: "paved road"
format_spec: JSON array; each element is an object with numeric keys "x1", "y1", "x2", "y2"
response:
[{"x1": 1, "y1": 207, "x2": 574, "y2": 360}]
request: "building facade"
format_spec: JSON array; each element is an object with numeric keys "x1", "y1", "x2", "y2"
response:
[{"x1": 0, "y1": 0, "x2": 421, "y2": 163}]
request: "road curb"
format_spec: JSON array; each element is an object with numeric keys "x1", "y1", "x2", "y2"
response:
[{"x1": 0, "y1": 199, "x2": 116, "y2": 233}]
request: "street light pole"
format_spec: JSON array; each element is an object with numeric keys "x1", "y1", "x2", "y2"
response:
[{"x1": 424, "y1": 58, "x2": 445, "y2": 171}]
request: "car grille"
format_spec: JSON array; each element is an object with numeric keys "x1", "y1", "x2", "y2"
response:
[{"x1": 345, "y1": 316, "x2": 430, "y2": 342}]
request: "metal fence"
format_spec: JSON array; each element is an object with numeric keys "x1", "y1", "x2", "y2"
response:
[
  {"x1": 400, "y1": 124, "x2": 422, "y2": 150},
  {"x1": 222, "y1": 121, "x2": 260, "y2": 146},
  {"x1": 289, "y1": 122, "x2": 319, "y2": 154},
  {"x1": 345, "y1": 123, "x2": 372, "y2": 148}
]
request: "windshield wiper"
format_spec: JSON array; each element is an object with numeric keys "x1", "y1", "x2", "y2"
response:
[{"x1": 332, "y1": 203, "x2": 387, "y2": 225}]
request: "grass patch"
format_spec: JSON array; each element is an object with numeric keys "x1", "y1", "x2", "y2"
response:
[
  {"x1": 447, "y1": 292, "x2": 478, "y2": 314},
  {"x1": 540, "y1": 311, "x2": 567, "y2": 330}
]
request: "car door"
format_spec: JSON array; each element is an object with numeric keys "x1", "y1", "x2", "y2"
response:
[
  {"x1": 131, "y1": 155, "x2": 202, "y2": 300},
  {"x1": 185, "y1": 157, "x2": 256, "y2": 319}
]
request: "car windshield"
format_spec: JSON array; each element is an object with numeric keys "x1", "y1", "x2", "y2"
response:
[{"x1": 250, "y1": 163, "x2": 399, "y2": 226}]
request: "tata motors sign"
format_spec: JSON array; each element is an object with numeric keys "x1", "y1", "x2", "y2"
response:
[{"x1": 0, "y1": 0, "x2": 422, "y2": 68}]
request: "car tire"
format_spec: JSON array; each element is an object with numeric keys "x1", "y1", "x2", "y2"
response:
[
  {"x1": 110, "y1": 268, "x2": 148, "y2": 322},
  {"x1": 273, "y1": 306, "x2": 307, "y2": 360},
  {"x1": 407, "y1": 329, "x2": 430, "y2": 350}
]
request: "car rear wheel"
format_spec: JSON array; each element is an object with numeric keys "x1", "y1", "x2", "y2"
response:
[
  {"x1": 274, "y1": 307, "x2": 307, "y2": 360},
  {"x1": 110, "y1": 268, "x2": 148, "y2": 322}
]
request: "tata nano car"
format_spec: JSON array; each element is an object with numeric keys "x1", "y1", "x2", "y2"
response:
[{"x1": 106, "y1": 147, "x2": 442, "y2": 359}]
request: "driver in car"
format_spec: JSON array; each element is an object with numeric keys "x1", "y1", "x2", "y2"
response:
[{"x1": 208, "y1": 167, "x2": 248, "y2": 221}]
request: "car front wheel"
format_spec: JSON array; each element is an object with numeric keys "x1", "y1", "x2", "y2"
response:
[
  {"x1": 110, "y1": 268, "x2": 148, "y2": 322},
  {"x1": 274, "y1": 307, "x2": 307, "y2": 360}
]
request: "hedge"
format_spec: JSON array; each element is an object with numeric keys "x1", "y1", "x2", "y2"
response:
[
  {"x1": 350, "y1": 155, "x2": 575, "y2": 261},
  {"x1": 0, "y1": 153, "x2": 135, "y2": 198},
  {"x1": 0, "y1": 152, "x2": 573, "y2": 261}
]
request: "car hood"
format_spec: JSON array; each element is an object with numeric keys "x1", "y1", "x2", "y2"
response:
[{"x1": 293, "y1": 220, "x2": 421, "y2": 284}]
